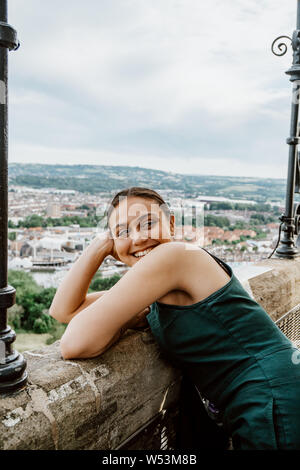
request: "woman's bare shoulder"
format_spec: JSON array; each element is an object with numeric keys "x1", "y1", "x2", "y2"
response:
[
  {"x1": 147, "y1": 242, "x2": 208, "y2": 265},
  {"x1": 135, "y1": 241, "x2": 181, "y2": 261},
  {"x1": 153, "y1": 242, "x2": 209, "y2": 259},
  {"x1": 168, "y1": 243, "x2": 230, "y2": 302}
]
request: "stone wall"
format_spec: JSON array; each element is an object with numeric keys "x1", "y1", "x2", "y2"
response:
[
  {"x1": 0, "y1": 258, "x2": 300, "y2": 450},
  {"x1": 248, "y1": 258, "x2": 300, "y2": 321}
]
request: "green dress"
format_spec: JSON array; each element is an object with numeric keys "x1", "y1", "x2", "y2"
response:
[{"x1": 146, "y1": 250, "x2": 300, "y2": 450}]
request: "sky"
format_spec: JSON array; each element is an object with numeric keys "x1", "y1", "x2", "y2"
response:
[{"x1": 6, "y1": 0, "x2": 298, "y2": 178}]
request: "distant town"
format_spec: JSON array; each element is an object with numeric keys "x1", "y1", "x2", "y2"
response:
[{"x1": 8, "y1": 181, "x2": 282, "y2": 288}]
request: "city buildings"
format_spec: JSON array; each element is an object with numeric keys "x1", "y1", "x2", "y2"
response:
[{"x1": 7, "y1": 185, "x2": 279, "y2": 288}]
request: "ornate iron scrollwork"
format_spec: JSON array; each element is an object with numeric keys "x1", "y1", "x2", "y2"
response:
[
  {"x1": 271, "y1": 35, "x2": 292, "y2": 56},
  {"x1": 293, "y1": 202, "x2": 300, "y2": 235}
]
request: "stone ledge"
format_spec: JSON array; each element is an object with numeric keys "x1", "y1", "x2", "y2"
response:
[
  {"x1": 1, "y1": 257, "x2": 300, "y2": 449},
  {"x1": 0, "y1": 329, "x2": 181, "y2": 449},
  {"x1": 246, "y1": 258, "x2": 300, "y2": 321}
]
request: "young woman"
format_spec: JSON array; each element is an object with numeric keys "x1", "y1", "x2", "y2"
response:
[{"x1": 50, "y1": 187, "x2": 300, "y2": 450}]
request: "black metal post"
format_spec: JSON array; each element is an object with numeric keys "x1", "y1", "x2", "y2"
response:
[
  {"x1": 272, "y1": 1, "x2": 300, "y2": 258},
  {"x1": 0, "y1": 0, "x2": 27, "y2": 393}
]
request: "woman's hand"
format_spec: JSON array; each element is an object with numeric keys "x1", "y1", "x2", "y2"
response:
[
  {"x1": 91, "y1": 231, "x2": 119, "y2": 260},
  {"x1": 50, "y1": 231, "x2": 115, "y2": 324},
  {"x1": 94, "y1": 231, "x2": 121, "y2": 261},
  {"x1": 110, "y1": 241, "x2": 121, "y2": 261}
]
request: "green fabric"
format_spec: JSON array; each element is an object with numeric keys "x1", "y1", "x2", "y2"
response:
[{"x1": 146, "y1": 252, "x2": 300, "y2": 449}]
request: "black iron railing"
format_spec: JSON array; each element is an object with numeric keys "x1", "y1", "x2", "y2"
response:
[
  {"x1": 0, "y1": 0, "x2": 27, "y2": 394},
  {"x1": 272, "y1": 1, "x2": 300, "y2": 258}
]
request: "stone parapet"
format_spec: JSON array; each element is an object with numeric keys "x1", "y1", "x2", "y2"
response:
[
  {"x1": 0, "y1": 257, "x2": 300, "y2": 449},
  {"x1": 248, "y1": 258, "x2": 300, "y2": 321},
  {"x1": 0, "y1": 330, "x2": 181, "y2": 450}
]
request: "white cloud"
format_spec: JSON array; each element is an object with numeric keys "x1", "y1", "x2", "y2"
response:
[{"x1": 7, "y1": 0, "x2": 298, "y2": 177}]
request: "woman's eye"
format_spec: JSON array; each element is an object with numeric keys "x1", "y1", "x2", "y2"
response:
[
  {"x1": 118, "y1": 228, "x2": 129, "y2": 237},
  {"x1": 117, "y1": 219, "x2": 157, "y2": 236},
  {"x1": 142, "y1": 219, "x2": 156, "y2": 230}
]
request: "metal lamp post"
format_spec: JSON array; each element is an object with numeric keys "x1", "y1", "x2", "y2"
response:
[
  {"x1": 0, "y1": 0, "x2": 27, "y2": 393},
  {"x1": 272, "y1": 0, "x2": 300, "y2": 258}
]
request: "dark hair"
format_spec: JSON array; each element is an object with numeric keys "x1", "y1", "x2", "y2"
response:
[{"x1": 106, "y1": 187, "x2": 171, "y2": 224}]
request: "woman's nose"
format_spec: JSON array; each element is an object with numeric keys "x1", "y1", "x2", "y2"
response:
[{"x1": 130, "y1": 227, "x2": 145, "y2": 244}]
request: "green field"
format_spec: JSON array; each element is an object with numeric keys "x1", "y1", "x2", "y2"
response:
[{"x1": 14, "y1": 333, "x2": 51, "y2": 353}]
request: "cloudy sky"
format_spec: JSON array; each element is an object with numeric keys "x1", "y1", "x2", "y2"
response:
[{"x1": 7, "y1": 0, "x2": 298, "y2": 177}]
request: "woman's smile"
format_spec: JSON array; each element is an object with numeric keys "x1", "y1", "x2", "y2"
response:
[{"x1": 131, "y1": 246, "x2": 157, "y2": 258}]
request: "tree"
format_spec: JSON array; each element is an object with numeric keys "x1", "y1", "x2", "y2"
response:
[
  {"x1": 212, "y1": 239, "x2": 222, "y2": 246},
  {"x1": 204, "y1": 214, "x2": 230, "y2": 228},
  {"x1": 232, "y1": 221, "x2": 247, "y2": 230},
  {"x1": 7, "y1": 270, "x2": 56, "y2": 333},
  {"x1": 208, "y1": 202, "x2": 233, "y2": 211},
  {"x1": 8, "y1": 270, "x2": 40, "y2": 305},
  {"x1": 8, "y1": 220, "x2": 16, "y2": 228},
  {"x1": 8, "y1": 231, "x2": 16, "y2": 241},
  {"x1": 250, "y1": 213, "x2": 266, "y2": 224},
  {"x1": 89, "y1": 274, "x2": 121, "y2": 292},
  {"x1": 19, "y1": 214, "x2": 44, "y2": 228}
]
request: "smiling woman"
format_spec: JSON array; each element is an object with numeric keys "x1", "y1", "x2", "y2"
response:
[
  {"x1": 49, "y1": 188, "x2": 174, "y2": 337},
  {"x1": 49, "y1": 186, "x2": 229, "y2": 354},
  {"x1": 49, "y1": 186, "x2": 300, "y2": 450}
]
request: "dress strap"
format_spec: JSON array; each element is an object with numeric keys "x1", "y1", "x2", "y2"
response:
[{"x1": 201, "y1": 247, "x2": 231, "y2": 277}]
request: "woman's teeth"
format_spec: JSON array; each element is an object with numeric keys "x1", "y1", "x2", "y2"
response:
[{"x1": 133, "y1": 248, "x2": 153, "y2": 258}]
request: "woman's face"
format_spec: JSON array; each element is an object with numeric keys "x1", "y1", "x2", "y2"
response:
[{"x1": 108, "y1": 196, "x2": 175, "y2": 266}]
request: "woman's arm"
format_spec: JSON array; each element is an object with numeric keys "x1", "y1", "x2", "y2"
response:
[
  {"x1": 68, "y1": 291, "x2": 150, "y2": 328},
  {"x1": 60, "y1": 242, "x2": 185, "y2": 359},
  {"x1": 49, "y1": 233, "x2": 112, "y2": 324}
]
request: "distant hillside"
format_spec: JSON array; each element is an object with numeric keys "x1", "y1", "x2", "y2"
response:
[{"x1": 8, "y1": 163, "x2": 286, "y2": 203}]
